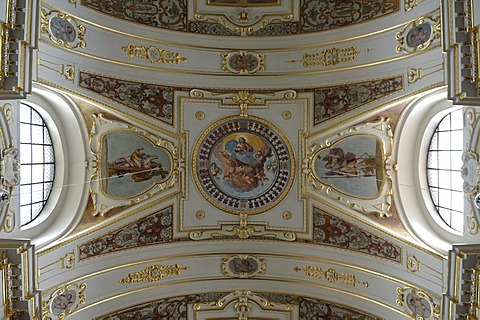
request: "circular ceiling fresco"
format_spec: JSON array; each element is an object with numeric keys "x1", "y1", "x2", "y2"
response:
[{"x1": 193, "y1": 116, "x2": 294, "y2": 214}]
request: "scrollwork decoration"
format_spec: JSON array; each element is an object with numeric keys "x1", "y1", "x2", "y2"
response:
[
  {"x1": 122, "y1": 43, "x2": 187, "y2": 64},
  {"x1": 119, "y1": 264, "x2": 189, "y2": 284}
]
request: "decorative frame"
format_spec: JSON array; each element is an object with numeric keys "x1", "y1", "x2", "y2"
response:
[
  {"x1": 221, "y1": 254, "x2": 266, "y2": 278},
  {"x1": 88, "y1": 114, "x2": 182, "y2": 216},
  {"x1": 40, "y1": 9, "x2": 86, "y2": 49},
  {"x1": 180, "y1": 88, "x2": 307, "y2": 241},
  {"x1": 192, "y1": 114, "x2": 294, "y2": 215},
  {"x1": 396, "y1": 287, "x2": 440, "y2": 319},
  {"x1": 42, "y1": 282, "x2": 87, "y2": 320},
  {"x1": 395, "y1": 15, "x2": 440, "y2": 53},
  {"x1": 221, "y1": 50, "x2": 265, "y2": 74},
  {"x1": 305, "y1": 118, "x2": 395, "y2": 217}
]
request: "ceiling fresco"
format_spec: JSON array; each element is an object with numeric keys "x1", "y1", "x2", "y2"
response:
[
  {"x1": 2, "y1": 0, "x2": 470, "y2": 318},
  {"x1": 78, "y1": 0, "x2": 399, "y2": 36}
]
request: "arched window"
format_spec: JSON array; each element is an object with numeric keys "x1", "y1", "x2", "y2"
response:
[
  {"x1": 394, "y1": 89, "x2": 476, "y2": 254},
  {"x1": 19, "y1": 103, "x2": 55, "y2": 226},
  {"x1": 426, "y1": 109, "x2": 464, "y2": 232},
  {"x1": 0, "y1": 85, "x2": 90, "y2": 247}
]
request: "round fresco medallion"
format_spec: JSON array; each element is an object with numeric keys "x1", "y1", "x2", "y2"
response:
[
  {"x1": 49, "y1": 17, "x2": 76, "y2": 43},
  {"x1": 193, "y1": 116, "x2": 293, "y2": 214},
  {"x1": 51, "y1": 290, "x2": 76, "y2": 315},
  {"x1": 406, "y1": 292, "x2": 432, "y2": 318},
  {"x1": 229, "y1": 257, "x2": 258, "y2": 274},
  {"x1": 406, "y1": 23, "x2": 432, "y2": 48}
]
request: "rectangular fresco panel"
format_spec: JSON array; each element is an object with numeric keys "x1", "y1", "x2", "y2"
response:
[
  {"x1": 314, "y1": 135, "x2": 384, "y2": 199},
  {"x1": 101, "y1": 132, "x2": 171, "y2": 198}
]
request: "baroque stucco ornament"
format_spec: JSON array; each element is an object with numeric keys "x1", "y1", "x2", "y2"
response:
[{"x1": 191, "y1": 290, "x2": 295, "y2": 319}]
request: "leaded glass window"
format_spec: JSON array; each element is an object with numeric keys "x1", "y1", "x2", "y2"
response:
[
  {"x1": 19, "y1": 103, "x2": 55, "y2": 226},
  {"x1": 427, "y1": 109, "x2": 464, "y2": 232}
]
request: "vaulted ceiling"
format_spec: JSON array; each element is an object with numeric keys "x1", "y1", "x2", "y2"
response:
[{"x1": 2, "y1": 0, "x2": 476, "y2": 319}]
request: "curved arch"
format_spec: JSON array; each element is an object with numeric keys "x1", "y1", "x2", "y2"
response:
[
  {"x1": 393, "y1": 88, "x2": 473, "y2": 253},
  {"x1": 4, "y1": 85, "x2": 90, "y2": 247}
]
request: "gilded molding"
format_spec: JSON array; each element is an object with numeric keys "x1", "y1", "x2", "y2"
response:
[
  {"x1": 287, "y1": 46, "x2": 366, "y2": 67},
  {"x1": 406, "y1": 254, "x2": 420, "y2": 273},
  {"x1": 39, "y1": 252, "x2": 75, "y2": 276},
  {"x1": 122, "y1": 43, "x2": 187, "y2": 64},
  {"x1": 221, "y1": 254, "x2": 266, "y2": 279},
  {"x1": 407, "y1": 63, "x2": 443, "y2": 84},
  {"x1": 192, "y1": 290, "x2": 294, "y2": 318},
  {"x1": 404, "y1": 0, "x2": 425, "y2": 12},
  {"x1": 195, "y1": 210, "x2": 205, "y2": 219},
  {"x1": 189, "y1": 213, "x2": 297, "y2": 241},
  {"x1": 40, "y1": 9, "x2": 86, "y2": 49},
  {"x1": 294, "y1": 265, "x2": 369, "y2": 287},
  {"x1": 407, "y1": 68, "x2": 422, "y2": 84},
  {"x1": 38, "y1": 57, "x2": 75, "y2": 81},
  {"x1": 119, "y1": 264, "x2": 189, "y2": 284}
]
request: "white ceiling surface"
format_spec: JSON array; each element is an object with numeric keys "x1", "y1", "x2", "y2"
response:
[{"x1": 25, "y1": 0, "x2": 459, "y2": 318}]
